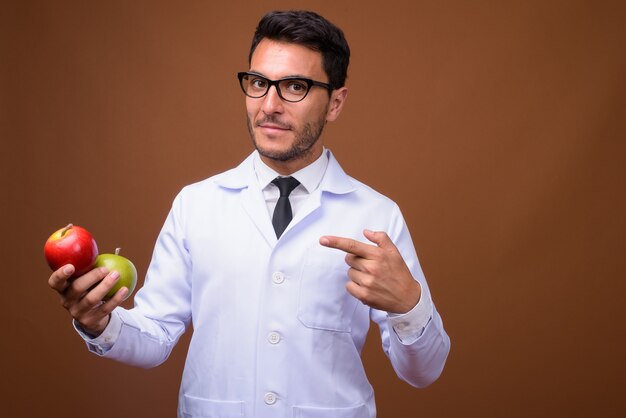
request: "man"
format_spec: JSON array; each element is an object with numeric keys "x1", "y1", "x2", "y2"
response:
[{"x1": 49, "y1": 10, "x2": 450, "y2": 417}]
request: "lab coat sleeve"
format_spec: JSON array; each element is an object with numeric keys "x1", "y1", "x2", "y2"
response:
[
  {"x1": 371, "y1": 204, "x2": 451, "y2": 388},
  {"x1": 95, "y1": 192, "x2": 193, "y2": 368}
]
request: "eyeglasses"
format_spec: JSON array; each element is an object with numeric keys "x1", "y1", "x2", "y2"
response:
[{"x1": 237, "y1": 72, "x2": 332, "y2": 103}]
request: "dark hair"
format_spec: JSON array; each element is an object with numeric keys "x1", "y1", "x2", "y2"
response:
[{"x1": 249, "y1": 10, "x2": 350, "y2": 90}]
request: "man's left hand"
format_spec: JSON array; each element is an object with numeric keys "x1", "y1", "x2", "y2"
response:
[{"x1": 319, "y1": 230, "x2": 421, "y2": 314}]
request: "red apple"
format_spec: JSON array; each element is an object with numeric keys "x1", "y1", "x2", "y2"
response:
[
  {"x1": 94, "y1": 248, "x2": 137, "y2": 301},
  {"x1": 44, "y1": 224, "x2": 99, "y2": 277}
]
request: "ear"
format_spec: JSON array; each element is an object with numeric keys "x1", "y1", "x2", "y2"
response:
[{"x1": 325, "y1": 87, "x2": 349, "y2": 122}]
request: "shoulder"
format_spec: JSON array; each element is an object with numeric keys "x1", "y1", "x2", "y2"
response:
[
  {"x1": 176, "y1": 152, "x2": 256, "y2": 200},
  {"x1": 324, "y1": 150, "x2": 398, "y2": 207},
  {"x1": 348, "y1": 175, "x2": 401, "y2": 211},
  {"x1": 176, "y1": 175, "x2": 221, "y2": 200}
]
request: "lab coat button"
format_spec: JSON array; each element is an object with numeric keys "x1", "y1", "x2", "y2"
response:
[
  {"x1": 268, "y1": 332, "x2": 281, "y2": 344},
  {"x1": 264, "y1": 392, "x2": 277, "y2": 405},
  {"x1": 272, "y1": 272, "x2": 285, "y2": 284}
]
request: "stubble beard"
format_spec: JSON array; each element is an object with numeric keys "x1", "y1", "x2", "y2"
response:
[{"x1": 247, "y1": 113, "x2": 327, "y2": 163}]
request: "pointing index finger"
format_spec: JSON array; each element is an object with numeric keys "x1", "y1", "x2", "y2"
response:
[{"x1": 319, "y1": 235, "x2": 376, "y2": 258}]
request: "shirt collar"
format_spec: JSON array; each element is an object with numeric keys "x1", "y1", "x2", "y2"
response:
[{"x1": 253, "y1": 148, "x2": 329, "y2": 193}]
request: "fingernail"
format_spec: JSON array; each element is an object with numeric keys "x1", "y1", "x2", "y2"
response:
[
  {"x1": 110, "y1": 270, "x2": 120, "y2": 280},
  {"x1": 319, "y1": 237, "x2": 329, "y2": 246},
  {"x1": 63, "y1": 265, "x2": 74, "y2": 275}
]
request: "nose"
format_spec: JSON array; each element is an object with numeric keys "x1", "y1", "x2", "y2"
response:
[{"x1": 261, "y1": 85, "x2": 284, "y2": 114}]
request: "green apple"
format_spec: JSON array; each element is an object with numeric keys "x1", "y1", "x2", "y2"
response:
[{"x1": 94, "y1": 248, "x2": 137, "y2": 301}]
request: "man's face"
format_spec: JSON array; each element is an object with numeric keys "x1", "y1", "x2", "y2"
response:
[{"x1": 246, "y1": 38, "x2": 346, "y2": 174}]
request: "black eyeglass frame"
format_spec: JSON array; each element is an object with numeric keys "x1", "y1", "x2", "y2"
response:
[{"x1": 237, "y1": 72, "x2": 332, "y2": 103}]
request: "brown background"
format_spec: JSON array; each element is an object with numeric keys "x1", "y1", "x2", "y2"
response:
[{"x1": 1, "y1": 0, "x2": 625, "y2": 417}]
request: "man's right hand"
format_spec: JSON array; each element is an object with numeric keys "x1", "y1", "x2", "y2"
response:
[{"x1": 48, "y1": 265, "x2": 128, "y2": 337}]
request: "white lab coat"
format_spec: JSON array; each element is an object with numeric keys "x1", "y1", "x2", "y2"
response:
[{"x1": 100, "y1": 150, "x2": 450, "y2": 418}]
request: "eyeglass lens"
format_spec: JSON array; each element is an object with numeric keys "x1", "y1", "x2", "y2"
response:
[{"x1": 240, "y1": 74, "x2": 310, "y2": 102}]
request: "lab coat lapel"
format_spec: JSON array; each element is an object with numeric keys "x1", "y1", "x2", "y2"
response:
[
  {"x1": 213, "y1": 152, "x2": 277, "y2": 247},
  {"x1": 319, "y1": 150, "x2": 357, "y2": 195},
  {"x1": 282, "y1": 150, "x2": 356, "y2": 237},
  {"x1": 240, "y1": 186, "x2": 277, "y2": 247},
  {"x1": 286, "y1": 188, "x2": 321, "y2": 235}
]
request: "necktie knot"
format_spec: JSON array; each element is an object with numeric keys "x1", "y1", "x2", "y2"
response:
[{"x1": 272, "y1": 176, "x2": 300, "y2": 197}]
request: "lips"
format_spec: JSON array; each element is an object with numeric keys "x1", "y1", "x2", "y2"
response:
[
  {"x1": 257, "y1": 122, "x2": 292, "y2": 138},
  {"x1": 256, "y1": 117, "x2": 292, "y2": 131},
  {"x1": 259, "y1": 123, "x2": 289, "y2": 130}
]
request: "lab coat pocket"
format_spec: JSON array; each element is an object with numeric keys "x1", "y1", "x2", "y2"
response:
[
  {"x1": 297, "y1": 246, "x2": 358, "y2": 332},
  {"x1": 293, "y1": 403, "x2": 369, "y2": 418},
  {"x1": 180, "y1": 394, "x2": 245, "y2": 417}
]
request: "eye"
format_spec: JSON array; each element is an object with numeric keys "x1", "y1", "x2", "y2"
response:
[
  {"x1": 250, "y1": 77, "x2": 268, "y2": 90},
  {"x1": 285, "y1": 80, "x2": 308, "y2": 94}
]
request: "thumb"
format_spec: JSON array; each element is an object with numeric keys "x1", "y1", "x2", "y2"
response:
[{"x1": 363, "y1": 229, "x2": 395, "y2": 249}]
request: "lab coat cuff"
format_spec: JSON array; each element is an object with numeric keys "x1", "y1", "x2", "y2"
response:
[
  {"x1": 73, "y1": 310, "x2": 123, "y2": 355},
  {"x1": 387, "y1": 294, "x2": 433, "y2": 345}
]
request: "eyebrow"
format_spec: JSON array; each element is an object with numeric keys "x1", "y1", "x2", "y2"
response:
[{"x1": 247, "y1": 70, "x2": 315, "y2": 80}]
